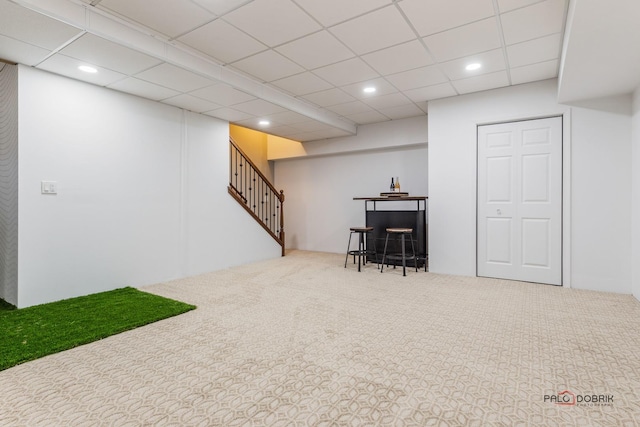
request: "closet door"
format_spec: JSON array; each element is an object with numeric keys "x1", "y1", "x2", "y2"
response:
[{"x1": 477, "y1": 117, "x2": 562, "y2": 285}]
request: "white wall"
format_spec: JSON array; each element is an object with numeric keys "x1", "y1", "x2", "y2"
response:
[
  {"x1": 428, "y1": 78, "x2": 633, "y2": 294},
  {"x1": 16, "y1": 66, "x2": 280, "y2": 308},
  {"x1": 183, "y1": 112, "x2": 280, "y2": 274},
  {"x1": 569, "y1": 95, "x2": 632, "y2": 292},
  {"x1": 273, "y1": 118, "x2": 428, "y2": 253},
  {"x1": 632, "y1": 87, "x2": 640, "y2": 300}
]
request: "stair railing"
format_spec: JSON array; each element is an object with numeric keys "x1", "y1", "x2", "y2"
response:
[{"x1": 228, "y1": 137, "x2": 285, "y2": 256}]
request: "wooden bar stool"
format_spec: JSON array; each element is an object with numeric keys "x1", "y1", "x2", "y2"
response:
[
  {"x1": 380, "y1": 228, "x2": 417, "y2": 276},
  {"x1": 344, "y1": 226, "x2": 378, "y2": 272}
]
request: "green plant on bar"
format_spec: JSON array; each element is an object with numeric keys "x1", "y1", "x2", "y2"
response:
[{"x1": 0, "y1": 287, "x2": 195, "y2": 371}]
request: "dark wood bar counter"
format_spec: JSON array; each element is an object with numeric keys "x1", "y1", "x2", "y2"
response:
[
  {"x1": 353, "y1": 196, "x2": 428, "y2": 202},
  {"x1": 353, "y1": 196, "x2": 428, "y2": 268}
]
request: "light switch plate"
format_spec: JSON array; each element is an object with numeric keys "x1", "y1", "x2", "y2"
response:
[{"x1": 41, "y1": 181, "x2": 57, "y2": 194}]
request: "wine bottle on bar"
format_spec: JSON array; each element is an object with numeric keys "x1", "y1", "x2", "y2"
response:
[
  {"x1": 390, "y1": 177, "x2": 394, "y2": 192},
  {"x1": 395, "y1": 177, "x2": 400, "y2": 193}
]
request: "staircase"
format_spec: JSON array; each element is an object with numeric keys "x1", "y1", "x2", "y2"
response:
[{"x1": 228, "y1": 137, "x2": 285, "y2": 256}]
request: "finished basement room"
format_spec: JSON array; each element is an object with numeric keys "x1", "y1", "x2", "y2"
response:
[{"x1": 1, "y1": 0, "x2": 639, "y2": 425}]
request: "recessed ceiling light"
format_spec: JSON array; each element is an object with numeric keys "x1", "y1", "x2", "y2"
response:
[
  {"x1": 78, "y1": 65, "x2": 98, "y2": 73},
  {"x1": 258, "y1": 120, "x2": 270, "y2": 126},
  {"x1": 465, "y1": 63, "x2": 482, "y2": 71},
  {"x1": 363, "y1": 86, "x2": 376, "y2": 94}
]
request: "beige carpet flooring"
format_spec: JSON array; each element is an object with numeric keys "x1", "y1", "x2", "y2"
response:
[{"x1": 1, "y1": 250, "x2": 640, "y2": 426}]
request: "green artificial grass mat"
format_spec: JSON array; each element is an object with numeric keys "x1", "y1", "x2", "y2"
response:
[{"x1": 0, "y1": 287, "x2": 195, "y2": 371}]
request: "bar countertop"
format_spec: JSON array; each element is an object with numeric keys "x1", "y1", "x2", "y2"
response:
[{"x1": 353, "y1": 196, "x2": 428, "y2": 201}]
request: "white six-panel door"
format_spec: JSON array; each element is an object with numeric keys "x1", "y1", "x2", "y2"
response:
[{"x1": 477, "y1": 117, "x2": 562, "y2": 285}]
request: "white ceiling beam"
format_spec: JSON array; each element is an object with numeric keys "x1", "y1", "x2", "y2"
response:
[{"x1": 10, "y1": 0, "x2": 358, "y2": 135}]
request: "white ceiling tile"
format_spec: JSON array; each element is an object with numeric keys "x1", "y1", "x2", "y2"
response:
[
  {"x1": 272, "y1": 128, "x2": 301, "y2": 139},
  {"x1": 423, "y1": 17, "x2": 502, "y2": 62},
  {"x1": 276, "y1": 31, "x2": 354, "y2": 70},
  {"x1": 135, "y1": 63, "x2": 215, "y2": 92},
  {"x1": 190, "y1": 83, "x2": 255, "y2": 106},
  {"x1": 439, "y1": 49, "x2": 506, "y2": 81},
  {"x1": 506, "y1": 33, "x2": 562, "y2": 68},
  {"x1": 385, "y1": 65, "x2": 449, "y2": 91},
  {"x1": 205, "y1": 107, "x2": 253, "y2": 122},
  {"x1": 404, "y1": 83, "x2": 458, "y2": 102},
  {"x1": 377, "y1": 104, "x2": 425, "y2": 120},
  {"x1": 162, "y1": 94, "x2": 222, "y2": 112},
  {"x1": 178, "y1": 19, "x2": 267, "y2": 64},
  {"x1": 290, "y1": 128, "x2": 352, "y2": 142},
  {"x1": 325, "y1": 100, "x2": 373, "y2": 116},
  {"x1": 399, "y1": 0, "x2": 495, "y2": 36},
  {"x1": 0, "y1": 1, "x2": 82, "y2": 50},
  {"x1": 232, "y1": 99, "x2": 287, "y2": 116},
  {"x1": 271, "y1": 128, "x2": 304, "y2": 139},
  {"x1": 361, "y1": 40, "x2": 434, "y2": 76},
  {"x1": 500, "y1": 0, "x2": 567, "y2": 45},
  {"x1": 234, "y1": 117, "x2": 269, "y2": 130},
  {"x1": 346, "y1": 110, "x2": 390, "y2": 125},
  {"x1": 363, "y1": 93, "x2": 413, "y2": 110},
  {"x1": 223, "y1": 0, "x2": 321, "y2": 47},
  {"x1": 294, "y1": 0, "x2": 391, "y2": 27},
  {"x1": 255, "y1": 123, "x2": 275, "y2": 132},
  {"x1": 451, "y1": 70, "x2": 510, "y2": 94},
  {"x1": 60, "y1": 33, "x2": 162, "y2": 75},
  {"x1": 340, "y1": 78, "x2": 398, "y2": 99},
  {"x1": 510, "y1": 59, "x2": 558, "y2": 85},
  {"x1": 98, "y1": 0, "x2": 215, "y2": 38},
  {"x1": 329, "y1": 6, "x2": 416, "y2": 55},
  {"x1": 301, "y1": 88, "x2": 356, "y2": 107},
  {"x1": 192, "y1": 0, "x2": 252, "y2": 15},
  {"x1": 292, "y1": 120, "x2": 332, "y2": 132},
  {"x1": 261, "y1": 111, "x2": 310, "y2": 125},
  {"x1": 108, "y1": 77, "x2": 181, "y2": 100},
  {"x1": 270, "y1": 72, "x2": 332, "y2": 96},
  {"x1": 230, "y1": 50, "x2": 304, "y2": 82},
  {"x1": 37, "y1": 54, "x2": 127, "y2": 86},
  {"x1": 265, "y1": 124, "x2": 302, "y2": 136},
  {"x1": 313, "y1": 58, "x2": 379, "y2": 87},
  {"x1": 0, "y1": 35, "x2": 50, "y2": 66},
  {"x1": 497, "y1": 0, "x2": 544, "y2": 13}
]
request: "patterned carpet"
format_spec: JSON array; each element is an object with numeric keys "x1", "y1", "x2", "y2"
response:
[{"x1": 1, "y1": 250, "x2": 639, "y2": 426}]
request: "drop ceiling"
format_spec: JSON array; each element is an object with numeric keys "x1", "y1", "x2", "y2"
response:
[{"x1": 0, "y1": 0, "x2": 577, "y2": 141}]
